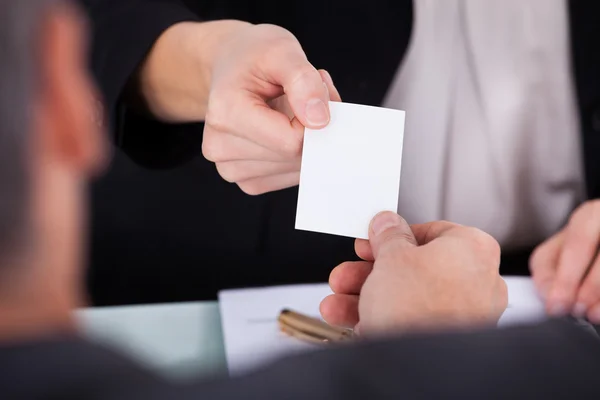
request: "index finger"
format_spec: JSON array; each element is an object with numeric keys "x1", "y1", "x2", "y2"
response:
[{"x1": 207, "y1": 90, "x2": 306, "y2": 157}]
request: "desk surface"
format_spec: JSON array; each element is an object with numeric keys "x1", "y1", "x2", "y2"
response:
[
  {"x1": 76, "y1": 302, "x2": 227, "y2": 381},
  {"x1": 77, "y1": 300, "x2": 600, "y2": 384}
]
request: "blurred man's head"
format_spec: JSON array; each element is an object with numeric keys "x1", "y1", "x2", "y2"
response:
[{"x1": 0, "y1": 0, "x2": 106, "y2": 339}]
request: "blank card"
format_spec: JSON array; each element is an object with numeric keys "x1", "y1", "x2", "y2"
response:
[{"x1": 295, "y1": 102, "x2": 405, "y2": 239}]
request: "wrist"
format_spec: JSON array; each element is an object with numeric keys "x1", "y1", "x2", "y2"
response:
[{"x1": 133, "y1": 20, "x2": 251, "y2": 123}]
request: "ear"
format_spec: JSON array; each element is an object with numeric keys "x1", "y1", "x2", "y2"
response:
[{"x1": 35, "y1": 2, "x2": 108, "y2": 177}]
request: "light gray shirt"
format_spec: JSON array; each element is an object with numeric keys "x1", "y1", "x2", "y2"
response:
[{"x1": 385, "y1": 0, "x2": 584, "y2": 248}]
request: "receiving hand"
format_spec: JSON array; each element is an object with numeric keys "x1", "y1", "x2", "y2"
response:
[
  {"x1": 530, "y1": 200, "x2": 600, "y2": 324},
  {"x1": 320, "y1": 212, "x2": 508, "y2": 336},
  {"x1": 202, "y1": 24, "x2": 340, "y2": 195}
]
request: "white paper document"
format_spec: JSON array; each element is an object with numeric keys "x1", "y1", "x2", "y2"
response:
[
  {"x1": 295, "y1": 102, "x2": 406, "y2": 240},
  {"x1": 219, "y1": 284, "x2": 332, "y2": 375},
  {"x1": 219, "y1": 277, "x2": 547, "y2": 375}
]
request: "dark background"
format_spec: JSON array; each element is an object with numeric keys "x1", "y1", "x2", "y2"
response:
[{"x1": 86, "y1": 146, "x2": 357, "y2": 306}]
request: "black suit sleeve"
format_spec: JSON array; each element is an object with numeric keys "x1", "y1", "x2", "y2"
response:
[
  {"x1": 79, "y1": 0, "x2": 205, "y2": 169},
  {"x1": 167, "y1": 319, "x2": 600, "y2": 399}
]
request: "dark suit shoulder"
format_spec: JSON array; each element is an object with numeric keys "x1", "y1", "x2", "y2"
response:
[
  {"x1": 182, "y1": 319, "x2": 600, "y2": 400},
  {"x1": 0, "y1": 335, "x2": 166, "y2": 399},
  {"x1": 1, "y1": 321, "x2": 599, "y2": 400}
]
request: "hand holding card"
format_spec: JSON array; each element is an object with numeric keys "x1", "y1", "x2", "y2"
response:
[{"x1": 295, "y1": 102, "x2": 406, "y2": 239}]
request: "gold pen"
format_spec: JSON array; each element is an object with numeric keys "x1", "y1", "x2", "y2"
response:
[{"x1": 278, "y1": 309, "x2": 356, "y2": 345}]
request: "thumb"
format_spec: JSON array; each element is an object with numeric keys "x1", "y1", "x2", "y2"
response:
[
  {"x1": 369, "y1": 212, "x2": 417, "y2": 260},
  {"x1": 262, "y1": 46, "x2": 330, "y2": 129}
]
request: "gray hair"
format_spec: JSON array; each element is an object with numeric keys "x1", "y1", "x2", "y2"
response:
[{"x1": 0, "y1": 0, "x2": 48, "y2": 265}]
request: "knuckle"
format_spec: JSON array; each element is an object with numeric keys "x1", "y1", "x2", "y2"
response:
[
  {"x1": 260, "y1": 36, "x2": 317, "y2": 85},
  {"x1": 465, "y1": 227, "x2": 501, "y2": 267},
  {"x1": 437, "y1": 220, "x2": 462, "y2": 229},
  {"x1": 581, "y1": 200, "x2": 600, "y2": 217},
  {"x1": 569, "y1": 200, "x2": 600, "y2": 233},
  {"x1": 201, "y1": 138, "x2": 216, "y2": 162},
  {"x1": 460, "y1": 225, "x2": 484, "y2": 238},
  {"x1": 237, "y1": 181, "x2": 266, "y2": 196},
  {"x1": 529, "y1": 244, "x2": 546, "y2": 273},
  {"x1": 215, "y1": 163, "x2": 238, "y2": 183},
  {"x1": 287, "y1": 65, "x2": 321, "y2": 87},
  {"x1": 420, "y1": 220, "x2": 459, "y2": 243},
  {"x1": 259, "y1": 27, "x2": 301, "y2": 54},
  {"x1": 279, "y1": 138, "x2": 303, "y2": 158},
  {"x1": 263, "y1": 44, "x2": 301, "y2": 70},
  {"x1": 205, "y1": 95, "x2": 232, "y2": 133},
  {"x1": 253, "y1": 24, "x2": 296, "y2": 40},
  {"x1": 201, "y1": 132, "x2": 222, "y2": 162}
]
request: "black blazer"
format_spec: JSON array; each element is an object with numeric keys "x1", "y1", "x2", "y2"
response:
[{"x1": 80, "y1": 0, "x2": 600, "y2": 305}]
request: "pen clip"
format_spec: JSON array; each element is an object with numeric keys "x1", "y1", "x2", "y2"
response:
[{"x1": 278, "y1": 308, "x2": 355, "y2": 345}]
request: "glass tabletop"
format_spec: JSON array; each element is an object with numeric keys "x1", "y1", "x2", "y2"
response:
[{"x1": 76, "y1": 301, "x2": 227, "y2": 381}]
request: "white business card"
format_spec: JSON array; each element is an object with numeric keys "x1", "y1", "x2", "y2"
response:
[{"x1": 295, "y1": 101, "x2": 405, "y2": 239}]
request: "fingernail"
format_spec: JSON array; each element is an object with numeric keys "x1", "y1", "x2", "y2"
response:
[
  {"x1": 573, "y1": 302, "x2": 588, "y2": 318},
  {"x1": 549, "y1": 302, "x2": 568, "y2": 317},
  {"x1": 305, "y1": 98, "x2": 329, "y2": 127},
  {"x1": 589, "y1": 308, "x2": 600, "y2": 324},
  {"x1": 371, "y1": 212, "x2": 402, "y2": 236}
]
